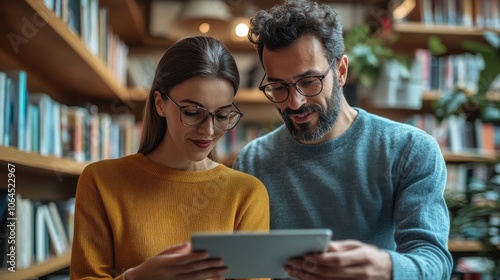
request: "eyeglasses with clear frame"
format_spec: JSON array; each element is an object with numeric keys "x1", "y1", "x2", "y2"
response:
[
  {"x1": 258, "y1": 60, "x2": 336, "y2": 103},
  {"x1": 161, "y1": 92, "x2": 244, "y2": 131}
]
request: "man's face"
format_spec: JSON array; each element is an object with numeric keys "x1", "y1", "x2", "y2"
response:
[{"x1": 261, "y1": 34, "x2": 347, "y2": 144}]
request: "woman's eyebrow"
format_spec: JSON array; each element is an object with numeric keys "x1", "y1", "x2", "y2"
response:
[{"x1": 178, "y1": 98, "x2": 232, "y2": 109}]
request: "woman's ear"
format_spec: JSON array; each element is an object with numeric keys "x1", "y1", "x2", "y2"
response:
[{"x1": 154, "y1": 90, "x2": 166, "y2": 117}]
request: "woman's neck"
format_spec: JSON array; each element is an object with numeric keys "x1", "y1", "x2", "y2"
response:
[{"x1": 145, "y1": 141, "x2": 218, "y2": 171}]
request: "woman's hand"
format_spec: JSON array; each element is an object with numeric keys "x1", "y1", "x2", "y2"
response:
[{"x1": 125, "y1": 242, "x2": 229, "y2": 280}]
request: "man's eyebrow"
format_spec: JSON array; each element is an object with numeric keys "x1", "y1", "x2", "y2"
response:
[{"x1": 266, "y1": 69, "x2": 322, "y2": 82}]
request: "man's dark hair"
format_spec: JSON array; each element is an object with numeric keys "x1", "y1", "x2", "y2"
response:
[{"x1": 248, "y1": 0, "x2": 344, "y2": 65}]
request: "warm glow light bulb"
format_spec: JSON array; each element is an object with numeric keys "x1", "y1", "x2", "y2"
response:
[
  {"x1": 235, "y1": 23, "x2": 249, "y2": 37},
  {"x1": 199, "y1": 23, "x2": 210, "y2": 33}
]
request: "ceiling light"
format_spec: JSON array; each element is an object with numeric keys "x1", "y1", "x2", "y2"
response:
[
  {"x1": 170, "y1": 0, "x2": 232, "y2": 41},
  {"x1": 199, "y1": 23, "x2": 211, "y2": 34},
  {"x1": 235, "y1": 23, "x2": 249, "y2": 37},
  {"x1": 230, "y1": 17, "x2": 250, "y2": 42}
]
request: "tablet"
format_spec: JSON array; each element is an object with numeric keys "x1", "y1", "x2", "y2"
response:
[{"x1": 191, "y1": 229, "x2": 332, "y2": 278}]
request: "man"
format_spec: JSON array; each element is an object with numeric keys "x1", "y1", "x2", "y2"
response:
[{"x1": 233, "y1": 0, "x2": 453, "y2": 279}]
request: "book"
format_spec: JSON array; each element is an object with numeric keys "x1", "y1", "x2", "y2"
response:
[
  {"x1": 51, "y1": 100, "x2": 62, "y2": 157},
  {"x1": 481, "y1": 122, "x2": 495, "y2": 151},
  {"x1": 66, "y1": 106, "x2": 88, "y2": 162},
  {"x1": 18, "y1": 198, "x2": 34, "y2": 269},
  {"x1": 5, "y1": 70, "x2": 28, "y2": 151},
  {"x1": 43, "y1": 0, "x2": 55, "y2": 11},
  {"x1": 48, "y1": 202, "x2": 70, "y2": 251},
  {"x1": 34, "y1": 201, "x2": 49, "y2": 262},
  {"x1": 26, "y1": 103, "x2": 40, "y2": 153},
  {"x1": 98, "y1": 6, "x2": 108, "y2": 63},
  {"x1": 0, "y1": 191, "x2": 9, "y2": 267},
  {"x1": 0, "y1": 73, "x2": 6, "y2": 146},
  {"x1": 3, "y1": 77, "x2": 11, "y2": 146},
  {"x1": 40, "y1": 204, "x2": 67, "y2": 256},
  {"x1": 67, "y1": 0, "x2": 80, "y2": 35},
  {"x1": 54, "y1": 199, "x2": 75, "y2": 243},
  {"x1": 462, "y1": 0, "x2": 474, "y2": 27},
  {"x1": 28, "y1": 93, "x2": 54, "y2": 156},
  {"x1": 473, "y1": 0, "x2": 484, "y2": 27}
]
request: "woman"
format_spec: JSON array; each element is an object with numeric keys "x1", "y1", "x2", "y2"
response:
[{"x1": 70, "y1": 36, "x2": 270, "y2": 280}]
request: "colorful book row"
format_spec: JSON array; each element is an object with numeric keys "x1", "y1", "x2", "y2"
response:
[{"x1": 0, "y1": 70, "x2": 142, "y2": 163}]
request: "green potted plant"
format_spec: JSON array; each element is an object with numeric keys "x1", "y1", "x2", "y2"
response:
[
  {"x1": 344, "y1": 24, "x2": 421, "y2": 109},
  {"x1": 447, "y1": 165, "x2": 500, "y2": 278},
  {"x1": 433, "y1": 32, "x2": 500, "y2": 123}
]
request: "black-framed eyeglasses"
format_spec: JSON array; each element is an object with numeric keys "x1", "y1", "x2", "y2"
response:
[
  {"x1": 258, "y1": 60, "x2": 336, "y2": 103},
  {"x1": 161, "y1": 92, "x2": 244, "y2": 131}
]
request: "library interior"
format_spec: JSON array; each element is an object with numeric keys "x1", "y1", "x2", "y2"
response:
[{"x1": 0, "y1": 0, "x2": 499, "y2": 279}]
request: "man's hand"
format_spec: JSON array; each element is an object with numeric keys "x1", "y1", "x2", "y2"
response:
[{"x1": 285, "y1": 240, "x2": 392, "y2": 279}]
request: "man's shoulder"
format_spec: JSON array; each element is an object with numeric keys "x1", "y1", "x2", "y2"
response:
[
  {"x1": 241, "y1": 125, "x2": 285, "y2": 151},
  {"x1": 355, "y1": 109, "x2": 439, "y2": 154},
  {"x1": 234, "y1": 126, "x2": 286, "y2": 171},
  {"x1": 361, "y1": 109, "x2": 432, "y2": 139}
]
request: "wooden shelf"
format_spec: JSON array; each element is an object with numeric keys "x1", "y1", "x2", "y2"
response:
[
  {"x1": 391, "y1": 22, "x2": 497, "y2": 53},
  {"x1": 126, "y1": 88, "x2": 271, "y2": 104},
  {"x1": 0, "y1": 0, "x2": 130, "y2": 104},
  {"x1": 100, "y1": 0, "x2": 149, "y2": 46},
  {"x1": 394, "y1": 22, "x2": 500, "y2": 35},
  {"x1": 422, "y1": 90, "x2": 500, "y2": 102},
  {"x1": 0, "y1": 146, "x2": 87, "y2": 176},
  {"x1": 0, "y1": 252, "x2": 70, "y2": 280},
  {"x1": 235, "y1": 89, "x2": 270, "y2": 103},
  {"x1": 448, "y1": 240, "x2": 483, "y2": 252},
  {"x1": 442, "y1": 149, "x2": 499, "y2": 163}
]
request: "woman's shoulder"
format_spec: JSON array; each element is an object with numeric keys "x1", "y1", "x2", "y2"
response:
[{"x1": 83, "y1": 153, "x2": 142, "y2": 174}]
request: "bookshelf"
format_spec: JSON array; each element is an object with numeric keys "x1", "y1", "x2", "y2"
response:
[
  {"x1": 0, "y1": 0, "x2": 137, "y2": 104},
  {"x1": 0, "y1": 0, "x2": 134, "y2": 278},
  {"x1": 0, "y1": 252, "x2": 70, "y2": 280},
  {"x1": 0, "y1": 0, "x2": 497, "y2": 277},
  {"x1": 380, "y1": 1, "x2": 500, "y2": 270},
  {"x1": 0, "y1": 146, "x2": 86, "y2": 176}
]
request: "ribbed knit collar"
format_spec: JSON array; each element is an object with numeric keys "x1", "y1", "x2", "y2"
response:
[
  {"x1": 129, "y1": 153, "x2": 227, "y2": 182},
  {"x1": 278, "y1": 107, "x2": 365, "y2": 154}
]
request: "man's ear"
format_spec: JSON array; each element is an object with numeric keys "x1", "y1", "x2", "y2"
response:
[{"x1": 337, "y1": 55, "x2": 349, "y2": 86}]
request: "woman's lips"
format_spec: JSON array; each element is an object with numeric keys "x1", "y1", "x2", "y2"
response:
[{"x1": 191, "y1": 140, "x2": 212, "y2": 149}]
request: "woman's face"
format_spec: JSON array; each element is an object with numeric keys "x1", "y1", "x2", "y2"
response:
[{"x1": 156, "y1": 76, "x2": 235, "y2": 163}]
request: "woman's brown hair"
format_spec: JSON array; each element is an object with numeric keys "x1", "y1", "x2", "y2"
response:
[{"x1": 137, "y1": 36, "x2": 240, "y2": 160}]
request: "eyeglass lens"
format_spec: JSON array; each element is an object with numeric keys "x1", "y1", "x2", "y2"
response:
[
  {"x1": 263, "y1": 76, "x2": 323, "y2": 102},
  {"x1": 180, "y1": 107, "x2": 241, "y2": 130}
]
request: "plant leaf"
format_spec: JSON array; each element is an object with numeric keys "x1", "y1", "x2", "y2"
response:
[
  {"x1": 428, "y1": 35, "x2": 447, "y2": 56},
  {"x1": 484, "y1": 31, "x2": 500, "y2": 49},
  {"x1": 482, "y1": 104, "x2": 500, "y2": 123},
  {"x1": 434, "y1": 91, "x2": 468, "y2": 121},
  {"x1": 463, "y1": 40, "x2": 500, "y2": 97}
]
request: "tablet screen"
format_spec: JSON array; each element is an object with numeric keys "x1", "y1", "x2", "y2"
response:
[{"x1": 191, "y1": 229, "x2": 332, "y2": 278}]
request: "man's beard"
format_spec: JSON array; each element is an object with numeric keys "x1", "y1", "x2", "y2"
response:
[{"x1": 279, "y1": 80, "x2": 342, "y2": 143}]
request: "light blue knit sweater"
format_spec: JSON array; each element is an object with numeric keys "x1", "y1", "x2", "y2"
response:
[{"x1": 233, "y1": 108, "x2": 453, "y2": 279}]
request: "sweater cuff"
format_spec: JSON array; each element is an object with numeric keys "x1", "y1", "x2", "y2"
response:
[
  {"x1": 114, "y1": 274, "x2": 126, "y2": 280},
  {"x1": 387, "y1": 250, "x2": 423, "y2": 279},
  {"x1": 115, "y1": 268, "x2": 133, "y2": 280}
]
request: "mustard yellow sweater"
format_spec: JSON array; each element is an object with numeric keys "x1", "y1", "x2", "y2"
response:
[{"x1": 70, "y1": 153, "x2": 270, "y2": 280}]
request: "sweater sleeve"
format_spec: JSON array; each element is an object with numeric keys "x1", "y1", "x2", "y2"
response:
[
  {"x1": 70, "y1": 164, "x2": 122, "y2": 280},
  {"x1": 388, "y1": 133, "x2": 453, "y2": 279},
  {"x1": 235, "y1": 177, "x2": 270, "y2": 233},
  {"x1": 232, "y1": 174, "x2": 271, "y2": 280}
]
